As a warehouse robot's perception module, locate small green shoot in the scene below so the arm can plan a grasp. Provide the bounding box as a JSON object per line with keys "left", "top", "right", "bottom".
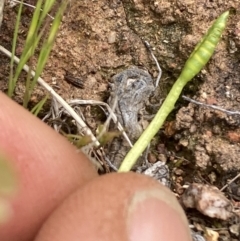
{"left": 9, "top": 0, "right": 24, "bottom": 90}
{"left": 119, "top": 11, "right": 230, "bottom": 172}
{"left": 23, "top": 1, "right": 68, "bottom": 107}
{"left": 96, "top": 124, "right": 121, "bottom": 146}
{"left": 8, "top": 0, "right": 69, "bottom": 109}
{"left": 31, "top": 94, "right": 49, "bottom": 116}
{"left": 65, "top": 134, "right": 93, "bottom": 148}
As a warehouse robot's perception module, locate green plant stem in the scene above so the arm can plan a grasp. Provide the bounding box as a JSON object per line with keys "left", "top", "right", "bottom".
{"left": 31, "top": 94, "right": 49, "bottom": 116}
{"left": 119, "top": 77, "right": 185, "bottom": 172}
{"left": 118, "top": 11, "right": 229, "bottom": 172}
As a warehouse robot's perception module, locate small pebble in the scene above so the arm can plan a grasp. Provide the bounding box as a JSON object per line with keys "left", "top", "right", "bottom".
{"left": 157, "top": 153, "right": 167, "bottom": 163}
{"left": 229, "top": 224, "right": 240, "bottom": 236}
{"left": 148, "top": 153, "right": 157, "bottom": 163}
{"left": 108, "top": 31, "right": 116, "bottom": 44}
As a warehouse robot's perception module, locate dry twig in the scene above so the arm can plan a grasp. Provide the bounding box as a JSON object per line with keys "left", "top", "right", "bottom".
{"left": 221, "top": 173, "right": 240, "bottom": 192}
{"left": 182, "top": 95, "right": 240, "bottom": 116}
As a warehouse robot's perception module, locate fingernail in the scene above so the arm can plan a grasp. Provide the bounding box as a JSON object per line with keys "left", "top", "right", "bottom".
{"left": 127, "top": 188, "right": 192, "bottom": 241}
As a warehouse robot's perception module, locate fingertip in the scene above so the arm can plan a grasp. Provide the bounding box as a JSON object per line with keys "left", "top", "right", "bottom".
{"left": 35, "top": 173, "right": 191, "bottom": 241}
{"left": 0, "top": 93, "right": 98, "bottom": 241}
{"left": 127, "top": 188, "right": 191, "bottom": 241}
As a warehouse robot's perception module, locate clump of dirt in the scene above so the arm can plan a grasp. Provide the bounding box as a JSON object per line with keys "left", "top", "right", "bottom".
{"left": 1, "top": 0, "right": 240, "bottom": 240}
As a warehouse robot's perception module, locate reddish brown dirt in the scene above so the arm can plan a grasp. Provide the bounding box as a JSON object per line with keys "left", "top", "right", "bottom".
{"left": 1, "top": 0, "right": 240, "bottom": 240}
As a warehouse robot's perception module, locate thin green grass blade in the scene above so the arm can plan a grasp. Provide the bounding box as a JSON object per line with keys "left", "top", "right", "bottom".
{"left": 23, "top": 1, "right": 68, "bottom": 106}
{"left": 8, "top": 0, "right": 44, "bottom": 97}
{"left": 25, "top": 0, "right": 43, "bottom": 45}
{"left": 23, "top": 62, "right": 33, "bottom": 107}
{"left": 31, "top": 94, "right": 49, "bottom": 116}
{"left": 39, "top": 0, "right": 55, "bottom": 24}
{"left": 8, "top": 0, "right": 24, "bottom": 97}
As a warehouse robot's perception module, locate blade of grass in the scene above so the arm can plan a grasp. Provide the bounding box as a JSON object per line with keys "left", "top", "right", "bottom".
{"left": 25, "top": 0, "right": 43, "bottom": 44}
{"left": 23, "top": 1, "right": 68, "bottom": 107}
{"left": 39, "top": 0, "right": 55, "bottom": 24}
{"left": 8, "top": 0, "right": 24, "bottom": 96}
{"left": 6, "top": 0, "right": 54, "bottom": 19}
{"left": 8, "top": 0, "right": 58, "bottom": 98}
{"left": 31, "top": 94, "right": 49, "bottom": 116}
{"left": 8, "top": 0, "right": 44, "bottom": 97}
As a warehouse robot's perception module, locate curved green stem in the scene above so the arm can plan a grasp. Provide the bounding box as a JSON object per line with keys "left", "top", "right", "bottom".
{"left": 119, "top": 11, "right": 229, "bottom": 172}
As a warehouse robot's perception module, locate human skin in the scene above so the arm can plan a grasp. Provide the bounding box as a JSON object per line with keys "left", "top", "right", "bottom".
{"left": 0, "top": 92, "right": 192, "bottom": 241}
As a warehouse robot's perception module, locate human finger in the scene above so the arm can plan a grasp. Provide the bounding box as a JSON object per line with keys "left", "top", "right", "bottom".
{"left": 35, "top": 172, "right": 192, "bottom": 241}
{"left": 0, "top": 92, "right": 98, "bottom": 241}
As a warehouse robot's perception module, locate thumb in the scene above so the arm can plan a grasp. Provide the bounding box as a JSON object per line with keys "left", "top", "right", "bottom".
{"left": 35, "top": 172, "right": 192, "bottom": 241}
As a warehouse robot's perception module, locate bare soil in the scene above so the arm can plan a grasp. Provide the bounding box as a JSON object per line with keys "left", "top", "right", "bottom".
{"left": 1, "top": 0, "right": 240, "bottom": 240}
